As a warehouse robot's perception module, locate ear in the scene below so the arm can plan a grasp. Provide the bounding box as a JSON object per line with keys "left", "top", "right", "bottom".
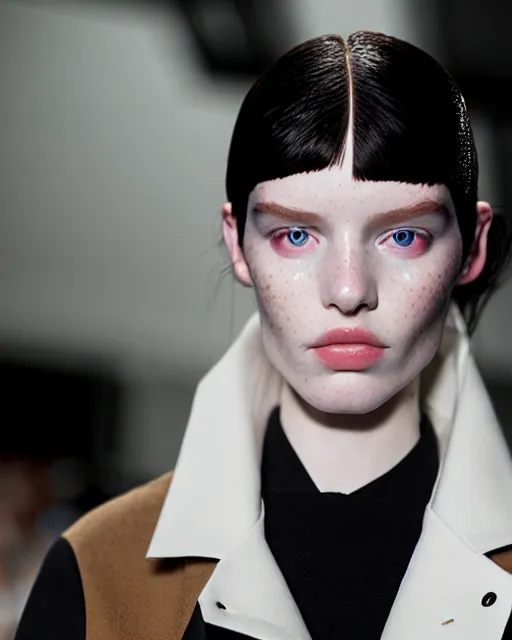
{"left": 458, "top": 201, "right": 493, "bottom": 285}
{"left": 221, "top": 203, "right": 252, "bottom": 287}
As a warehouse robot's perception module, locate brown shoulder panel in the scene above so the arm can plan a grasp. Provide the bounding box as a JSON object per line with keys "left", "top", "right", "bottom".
{"left": 65, "top": 472, "right": 173, "bottom": 555}
{"left": 489, "top": 548, "right": 512, "bottom": 574}
{"left": 64, "top": 472, "right": 215, "bottom": 640}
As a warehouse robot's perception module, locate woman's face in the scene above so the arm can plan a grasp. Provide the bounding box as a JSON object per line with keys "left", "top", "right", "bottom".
{"left": 225, "top": 168, "right": 478, "bottom": 414}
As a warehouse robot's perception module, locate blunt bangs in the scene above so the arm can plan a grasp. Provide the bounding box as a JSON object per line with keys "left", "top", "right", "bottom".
{"left": 226, "top": 32, "right": 478, "bottom": 248}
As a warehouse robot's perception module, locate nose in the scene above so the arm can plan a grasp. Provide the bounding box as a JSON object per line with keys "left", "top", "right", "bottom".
{"left": 319, "top": 245, "right": 378, "bottom": 316}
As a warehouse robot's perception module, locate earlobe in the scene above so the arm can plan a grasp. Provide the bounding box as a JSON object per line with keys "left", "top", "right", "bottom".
{"left": 458, "top": 201, "right": 493, "bottom": 285}
{"left": 221, "top": 203, "right": 252, "bottom": 287}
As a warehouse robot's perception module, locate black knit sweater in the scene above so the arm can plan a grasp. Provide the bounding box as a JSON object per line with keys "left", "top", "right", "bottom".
{"left": 260, "top": 406, "right": 439, "bottom": 640}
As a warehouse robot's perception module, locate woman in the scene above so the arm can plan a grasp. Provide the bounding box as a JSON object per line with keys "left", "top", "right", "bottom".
{"left": 15, "top": 31, "right": 512, "bottom": 640}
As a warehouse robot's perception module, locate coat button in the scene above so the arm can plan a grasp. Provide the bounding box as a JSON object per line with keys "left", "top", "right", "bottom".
{"left": 482, "top": 592, "right": 497, "bottom": 607}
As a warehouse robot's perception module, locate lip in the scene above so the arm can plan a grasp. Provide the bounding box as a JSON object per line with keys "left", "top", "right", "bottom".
{"left": 310, "top": 328, "right": 386, "bottom": 349}
{"left": 310, "top": 328, "right": 387, "bottom": 371}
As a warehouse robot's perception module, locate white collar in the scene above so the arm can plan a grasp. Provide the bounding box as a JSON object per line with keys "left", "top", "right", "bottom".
{"left": 148, "top": 303, "right": 512, "bottom": 557}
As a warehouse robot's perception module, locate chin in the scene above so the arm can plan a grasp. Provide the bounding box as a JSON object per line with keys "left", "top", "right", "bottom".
{"left": 295, "top": 376, "right": 394, "bottom": 416}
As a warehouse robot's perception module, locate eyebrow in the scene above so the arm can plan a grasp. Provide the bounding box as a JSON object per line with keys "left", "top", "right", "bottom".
{"left": 253, "top": 202, "right": 324, "bottom": 225}
{"left": 252, "top": 199, "right": 450, "bottom": 228}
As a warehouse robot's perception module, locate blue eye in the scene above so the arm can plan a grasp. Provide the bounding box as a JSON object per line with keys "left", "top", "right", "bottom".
{"left": 393, "top": 229, "right": 415, "bottom": 247}
{"left": 287, "top": 228, "right": 309, "bottom": 247}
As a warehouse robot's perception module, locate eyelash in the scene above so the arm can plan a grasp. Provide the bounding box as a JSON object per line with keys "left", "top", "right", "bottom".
{"left": 270, "top": 227, "right": 432, "bottom": 253}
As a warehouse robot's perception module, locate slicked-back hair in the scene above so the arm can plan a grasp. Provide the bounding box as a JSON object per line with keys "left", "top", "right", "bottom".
{"left": 225, "top": 32, "right": 511, "bottom": 333}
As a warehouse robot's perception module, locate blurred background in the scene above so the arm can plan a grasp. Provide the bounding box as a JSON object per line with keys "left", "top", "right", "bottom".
{"left": 1, "top": 0, "right": 512, "bottom": 635}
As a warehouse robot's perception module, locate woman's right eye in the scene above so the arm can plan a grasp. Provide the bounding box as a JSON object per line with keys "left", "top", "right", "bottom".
{"left": 271, "top": 226, "right": 313, "bottom": 248}
{"left": 269, "top": 226, "right": 319, "bottom": 256}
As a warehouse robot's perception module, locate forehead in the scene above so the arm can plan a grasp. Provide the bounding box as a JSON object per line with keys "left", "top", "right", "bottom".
{"left": 248, "top": 167, "right": 453, "bottom": 216}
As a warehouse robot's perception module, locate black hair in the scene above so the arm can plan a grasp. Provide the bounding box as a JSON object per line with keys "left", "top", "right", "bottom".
{"left": 225, "top": 31, "right": 512, "bottom": 334}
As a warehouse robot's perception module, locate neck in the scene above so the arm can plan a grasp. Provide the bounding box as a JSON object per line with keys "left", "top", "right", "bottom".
{"left": 279, "top": 379, "right": 421, "bottom": 494}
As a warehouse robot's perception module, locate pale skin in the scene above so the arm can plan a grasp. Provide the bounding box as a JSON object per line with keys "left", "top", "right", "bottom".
{"left": 222, "top": 160, "right": 492, "bottom": 494}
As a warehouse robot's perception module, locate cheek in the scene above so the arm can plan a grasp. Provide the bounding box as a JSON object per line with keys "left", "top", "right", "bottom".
{"left": 247, "top": 249, "right": 313, "bottom": 337}
{"left": 252, "top": 270, "right": 301, "bottom": 336}
{"left": 393, "top": 249, "right": 462, "bottom": 345}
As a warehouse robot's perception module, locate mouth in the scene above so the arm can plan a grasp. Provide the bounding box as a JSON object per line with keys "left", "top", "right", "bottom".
{"left": 309, "top": 328, "right": 387, "bottom": 371}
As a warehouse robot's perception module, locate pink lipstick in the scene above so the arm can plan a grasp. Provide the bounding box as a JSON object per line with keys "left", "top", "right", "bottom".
{"left": 310, "top": 328, "right": 387, "bottom": 371}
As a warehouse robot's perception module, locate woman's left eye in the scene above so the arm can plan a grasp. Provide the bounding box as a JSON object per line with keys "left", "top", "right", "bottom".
{"left": 287, "top": 228, "right": 310, "bottom": 247}
{"left": 380, "top": 228, "right": 432, "bottom": 256}
{"left": 392, "top": 229, "right": 416, "bottom": 247}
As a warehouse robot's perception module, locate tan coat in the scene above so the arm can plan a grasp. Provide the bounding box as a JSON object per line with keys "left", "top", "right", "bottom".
{"left": 64, "top": 472, "right": 216, "bottom": 640}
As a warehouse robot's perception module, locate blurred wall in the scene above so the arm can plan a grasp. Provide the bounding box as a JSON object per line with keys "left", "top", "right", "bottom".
{"left": 0, "top": 0, "right": 510, "bottom": 483}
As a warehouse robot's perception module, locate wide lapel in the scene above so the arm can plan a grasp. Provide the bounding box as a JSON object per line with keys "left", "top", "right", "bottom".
{"left": 381, "top": 508, "right": 512, "bottom": 639}
{"left": 148, "top": 314, "right": 277, "bottom": 560}
{"left": 199, "top": 509, "right": 312, "bottom": 640}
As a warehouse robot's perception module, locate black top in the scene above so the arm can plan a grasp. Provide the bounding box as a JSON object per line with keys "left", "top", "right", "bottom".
{"left": 15, "top": 408, "right": 446, "bottom": 640}
{"left": 261, "top": 407, "right": 439, "bottom": 639}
